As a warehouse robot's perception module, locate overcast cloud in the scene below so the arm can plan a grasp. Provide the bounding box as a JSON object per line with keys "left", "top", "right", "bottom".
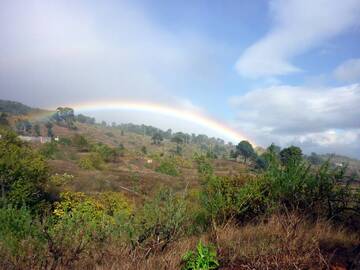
{"left": 230, "top": 83, "right": 360, "bottom": 156}
{"left": 0, "top": 0, "right": 219, "bottom": 108}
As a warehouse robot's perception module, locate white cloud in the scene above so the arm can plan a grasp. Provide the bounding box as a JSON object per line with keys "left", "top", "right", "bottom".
{"left": 334, "top": 58, "right": 360, "bottom": 82}
{"left": 235, "top": 0, "right": 360, "bottom": 78}
{"left": 230, "top": 83, "right": 360, "bottom": 157}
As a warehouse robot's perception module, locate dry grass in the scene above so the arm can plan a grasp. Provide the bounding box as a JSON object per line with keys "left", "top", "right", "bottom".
{"left": 214, "top": 214, "right": 359, "bottom": 270}
{"left": 50, "top": 214, "right": 359, "bottom": 270}
{"left": 1, "top": 213, "right": 359, "bottom": 270}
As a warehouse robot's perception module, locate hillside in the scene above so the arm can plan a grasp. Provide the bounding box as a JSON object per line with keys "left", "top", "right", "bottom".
{"left": 1, "top": 99, "right": 360, "bottom": 270}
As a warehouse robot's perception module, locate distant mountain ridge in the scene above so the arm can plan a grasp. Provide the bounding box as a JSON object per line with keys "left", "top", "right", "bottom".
{"left": 0, "top": 99, "right": 34, "bottom": 115}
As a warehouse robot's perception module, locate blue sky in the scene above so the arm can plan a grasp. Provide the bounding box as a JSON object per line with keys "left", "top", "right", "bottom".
{"left": 1, "top": 0, "right": 360, "bottom": 157}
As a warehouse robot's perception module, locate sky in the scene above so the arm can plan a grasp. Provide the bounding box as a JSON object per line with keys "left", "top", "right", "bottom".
{"left": 0, "top": 0, "right": 360, "bottom": 158}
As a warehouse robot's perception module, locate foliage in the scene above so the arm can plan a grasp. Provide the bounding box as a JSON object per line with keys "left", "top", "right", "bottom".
{"left": 53, "top": 191, "right": 131, "bottom": 218}
{"left": 0, "top": 206, "right": 46, "bottom": 261}
{"left": 91, "top": 142, "right": 118, "bottom": 162}
{"left": 49, "top": 173, "right": 74, "bottom": 186}
{"left": 155, "top": 158, "right": 180, "bottom": 176}
{"left": 151, "top": 132, "right": 163, "bottom": 144}
{"left": 0, "top": 99, "right": 32, "bottom": 115}
{"left": 182, "top": 241, "right": 219, "bottom": 270}
{"left": 171, "top": 134, "right": 184, "bottom": 144}
{"left": 39, "top": 141, "right": 59, "bottom": 159}
{"left": 193, "top": 153, "right": 213, "bottom": 177}
{"left": 267, "top": 143, "right": 281, "bottom": 156}
{"left": 279, "top": 145, "right": 302, "bottom": 166}
{"left": 45, "top": 122, "right": 54, "bottom": 138}
{"left": 236, "top": 140, "right": 255, "bottom": 163}
{"left": 78, "top": 153, "right": 104, "bottom": 170}
{"left": 135, "top": 188, "right": 189, "bottom": 248}
{"left": 255, "top": 155, "right": 268, "bottom": 170}
{"left": 15, "top": 120, "right": 32, "bottom": 135}
{"left": 0, "top": 128, "right": 49, "bottom": 209}
{"left": 58, "top": 137, "right": 72, "bottom": 145}
{"left": 71, "top": 134, "right": 90, "bottom": 151}
{"left": 52, "top": 107, "right": 76, "bottom": 129}
{"left": 141, "top": 145, "right": 147, "bottom": 154}
{"left": 0, "top": 112, "right": 9, "bottom": 127}
{"left": 75, "top": 113, "right": 95, "bottom": 124}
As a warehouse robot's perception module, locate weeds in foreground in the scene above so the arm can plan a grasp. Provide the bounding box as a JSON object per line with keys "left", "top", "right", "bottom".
{"left": 181, "top": 241, "right": 219, "bottom": 270}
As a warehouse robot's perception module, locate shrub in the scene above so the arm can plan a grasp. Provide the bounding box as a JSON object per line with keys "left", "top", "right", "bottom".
{"left": 91, "top": 142, "right": 118, "bottom": 162}
{"left": 279, "top": 145, "right": 302, "bottom": 166}
{"left": 182, "top": 241, "right": 219, "bottom": 270}
{"left": 135, "top": 188, "right": 189, "bottom": 249}
{"left": 78, "top": 153, "right": 104, "bottom": 170}
{"left": 0, "top": 206, "right": 46, "bottom": 268}
{"left": 39, "top": 141, "right": 59, "bottom": 159}
{"left": 49, "top": 173, "right": 74, "bottom": 186}
{"left": 47, "top": 191, "right": 133, "bottom": 267}
{"left": 193, "top": 153, "right": 213, "bottom": 177}
{"left": 155, "top": 158, "right": 180, "bottom": 176}
{"left": 0, "top": 128, "right": 49, "bottom": 209}
{"left": 71, "top": 134, "right": 90, "bottom": 151}
{"left": 58, "top": 137, "right": 71, "bottom": 146}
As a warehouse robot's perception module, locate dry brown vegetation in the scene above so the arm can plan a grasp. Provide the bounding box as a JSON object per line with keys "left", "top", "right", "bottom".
{"left": 2, "top": 120, "right": 360, "bottom": 270}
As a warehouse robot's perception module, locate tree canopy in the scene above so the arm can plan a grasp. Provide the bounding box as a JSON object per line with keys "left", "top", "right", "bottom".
{"left": 236, "top": 140, "right": 255, "bottom": 163}
{"left": 279, "top": 146, "right": 303, "bottom": 166}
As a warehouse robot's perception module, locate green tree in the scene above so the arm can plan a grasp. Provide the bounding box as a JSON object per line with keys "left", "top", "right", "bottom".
{"left": 236, "top": 140, "right": 255, "bottom": 163}
{"left": 171, "top": 134, "right": 184, "bottom": 145}
{"left": 53, "top": 107, "right": 76, "bottom": 129}
{"left": 45, "top": 122, "right": 54, "bottom": 138}
{"left": 151, "top": 132, "right": 163, "bottom": 145}
{"left": 267, "top": 143, "right": 281, "bottom": 155}
{"left": 15, "top": 120, "right": 32, "bottom": 135}
{"left": 255, "top": 155, "right": 268, "bottom": 170}
{"left": 279, "top": 146, "right": 303, "bottom": 166}
{"left": 0, "top": 129, "right": 49, "bottom": 208}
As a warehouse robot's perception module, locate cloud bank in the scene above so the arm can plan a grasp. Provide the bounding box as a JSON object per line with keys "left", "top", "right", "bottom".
{"left": 235, "top": 0, "right": 360, "bottom": 78}
{"left": 230, "top": 83, "right": 360, "bottom": 157}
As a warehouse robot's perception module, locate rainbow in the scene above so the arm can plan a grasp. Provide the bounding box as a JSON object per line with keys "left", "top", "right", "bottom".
{"left": 56, "top": 101, "right": 253, "bottom": 144}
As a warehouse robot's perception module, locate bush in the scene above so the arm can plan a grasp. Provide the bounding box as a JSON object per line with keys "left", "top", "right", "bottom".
{"left": 134, "top": 188, "right": 189, "bottom": 249}
{"left": 71, "top": 134, "right": 90, "bottom": 151}
{"left": 0, "top": 128, "right": 49, "bottom": 209}
{"left": 46, "top": 192, "right": 132, "bottom": 267}
{"left": 198, "top": 155, "right": 360, "bottom": 227}
{"left": 78, "top": 153, "right": 104, "bottom": 170}
{"left": 39, "top": 141, "right": 59, "bottom": 159}
{"left": 0, "top": 206, "right": 46, "bottom": 268}
{"left": 193, "top": 153, "right": 213, "bottom": 177}
{"left": 182, "top": 241, "right": 219, "bottom": 270}
{"left": 91, "top": 142, "right": 118, "bottom": 162}
{"left": 155, "top": 158, "right": 180, "bottom": 176}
